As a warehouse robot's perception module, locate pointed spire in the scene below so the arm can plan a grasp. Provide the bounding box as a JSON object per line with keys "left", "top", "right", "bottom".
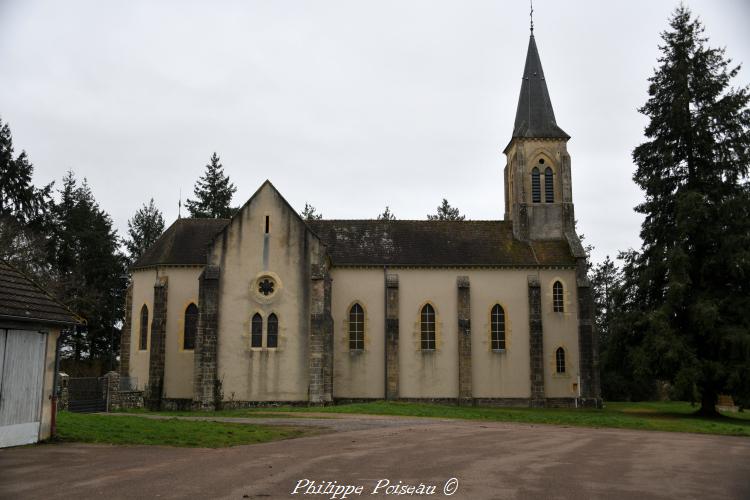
{"left": 512, "top": 33, "right": 569, "bottom": 139}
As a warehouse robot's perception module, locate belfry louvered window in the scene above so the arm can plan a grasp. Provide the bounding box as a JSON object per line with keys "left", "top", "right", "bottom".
{"left": 545, "top": 167, "right": 554, "bottom": 203}
{"left": 139, "top": 305, "right": 148, "bottom": 350}
{"left": 183, "top": 303, "right": 198, "bottom": 350}
{"left": 491, "top": 304, "right": 506, "bottom": 350}
{"left": 267, "top": 313, "right": 278, "bottom": 348}
{"left": 553, "top": 281, "right": 564, "bottom": 312}
{"left": 420, "top": 304, "right": 436, "bottom": 350}
{"left": 349, "top": 303, "right": 364, "bottom": 350}
{"left": 251, "top": 313, "right": 263, "bottom": 347}
{"left": 531, "top": 167, "right": 541, "bottom": 202}
{"left": 556, "top": 347, "right": 566, "bottom": 374}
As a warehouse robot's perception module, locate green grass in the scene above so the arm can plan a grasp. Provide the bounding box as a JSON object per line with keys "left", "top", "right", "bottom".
{"left": 124, "top": 401, "right": 750, "bottom": 437}
{"left": 55, "top": 411, "right": 313, "bottom": 448}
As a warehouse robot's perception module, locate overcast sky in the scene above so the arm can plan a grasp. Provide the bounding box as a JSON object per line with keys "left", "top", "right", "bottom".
{"left": 1, "top": 0, "right": 748, "bottom": 264}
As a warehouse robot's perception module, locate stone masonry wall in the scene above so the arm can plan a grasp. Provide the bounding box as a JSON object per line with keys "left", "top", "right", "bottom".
{"left": 528, "top": 275, "right": 545, "bottom": 407}
{"left": 385, "top": 274, "right": 399, "bottom": 400}
{"left": 457, "top": 276, "right": 472, "bottom": 405}
{"left": 194, "top": 265, "right": 220, "bottom": 410}
{"left": 146, "top": 276, "right": 168, "bottom": 410}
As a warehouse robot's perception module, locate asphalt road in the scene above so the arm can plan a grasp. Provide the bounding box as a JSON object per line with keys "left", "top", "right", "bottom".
{"left": 1, "top": 414, "right": 748, "bottom": 500}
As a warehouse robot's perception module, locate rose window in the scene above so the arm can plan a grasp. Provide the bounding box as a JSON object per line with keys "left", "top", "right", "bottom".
{"left": 258, "top": 278, "right": 275, "bottom": 296}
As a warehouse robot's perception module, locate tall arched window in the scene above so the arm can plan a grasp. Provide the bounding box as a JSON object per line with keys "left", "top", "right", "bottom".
{"left": 139, "top": 305, "right": 149, "bottom": 350}
{"left": 553, "top": 281, "right": 564, "bottom": 312}
{"left": 531, "top": 167, "right": 541, "bottom": 203}
{"left": 556, "top": 347, "right": 566, "bottom": 374}
{"left": 544, "top": 167, "right": 554, "bottom": 203}
{"left": 251, "top": 313, "right": 263, "bottom": 348}
{"left": 491, "top": 304, "right": 506, "bottom": 350}
{"left": 420, "top": 304, "right": 436, "bottom": 350}
{"left": 267, "top": 313, "right": 278, "bottom": 348}
{"left": 349, "top": 303, "right": 364, "bottom": 350}
{"left": 183, "top": 303, "right": 198, "bottom": 350}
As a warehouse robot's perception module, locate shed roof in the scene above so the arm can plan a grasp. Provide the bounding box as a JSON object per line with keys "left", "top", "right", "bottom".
{"left": 0, "top": 261, "right": 80, "bottom": 325}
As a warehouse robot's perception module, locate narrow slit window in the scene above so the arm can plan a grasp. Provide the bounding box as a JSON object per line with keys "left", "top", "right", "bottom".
{"left": 531, "top": 167, "right": 541, "bottom": 203}
{"left": 545, "top": 167, "right": 554, "bottom": 203}
{"left": 491, "top": 304, "right": 506, "bottom": 350}
{"left": 420, "top": 304, "right": 436, "bottom": 350}
{"left": 251, "top": 313, "right": 263, "bottom": 347}
{"left": 556, "top": 347, "right": 566, "bottom": 374}
{"left": 265, "top": 216, "right": 270, "bottom": 234}
{"left": 349, "top": 303, "right": 364, "bottom": 350}
{"left": 553, "top": 281, "right": 564, "bottom": 312}
{"left": 267, "top": 313, "right": 278, "bottom": 348}
{"left": 183, "top": 303, "right": 198, "bottom": 350}
{"left": 139, "top": 305, "right": 149, "bottom": 350}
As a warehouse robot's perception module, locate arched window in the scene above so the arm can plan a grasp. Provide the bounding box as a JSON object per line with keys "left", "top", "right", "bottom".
{"left": 544, "top": 167, "right": 554, "bottom": 203}
{"left": 183, "top": 303, "right": 198, "bottom": 350}
{"left": 553, "top": 281, "right": 564, "bottom": 312}
{"left": 267, "top": 313, "right": 278, "bottom": 348}
{"left": 251, "top": 313, "right": 263, "bottom": 348}
{"left": 139, "top": 305, "right": 148, "bottom": 350}
{"left": 491, "top": 304, "right": 506, "bottom": 350}
{"left": 531, "top": 167, "right": 541, "bottom": 203}
{"left": 556, "top": 347, "right": 566, "bottom": 374}
{"left": 420, "top": 304, "right": 436, "bottom": 350}
{"left": 349, "top": 303, "right": 364, "bottom": 350}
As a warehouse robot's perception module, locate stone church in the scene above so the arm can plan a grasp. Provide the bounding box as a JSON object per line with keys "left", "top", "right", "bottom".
{"left": 120, "top": 30, "right": 602, "bottom": 410}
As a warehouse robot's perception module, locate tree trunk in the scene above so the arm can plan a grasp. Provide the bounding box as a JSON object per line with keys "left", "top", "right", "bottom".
{"left": 696, "top": 388, "right": 720, "bottom": 417}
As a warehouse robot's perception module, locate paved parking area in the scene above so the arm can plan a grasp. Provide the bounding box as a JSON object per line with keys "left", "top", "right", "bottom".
{"left": 1, "top": 414, "right": 748, "bottom": 499}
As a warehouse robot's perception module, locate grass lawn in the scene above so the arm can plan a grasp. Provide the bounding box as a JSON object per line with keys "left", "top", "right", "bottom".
{"left": 126, "top": 401, "right": 750, "bottom": 437}
{"left": 55, "top": 411, "right": 313, "bottom": 448}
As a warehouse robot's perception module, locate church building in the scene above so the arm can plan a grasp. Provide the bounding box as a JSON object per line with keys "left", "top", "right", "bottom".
{"left": 120, "top": 29, "right": 602, "bottom": 409}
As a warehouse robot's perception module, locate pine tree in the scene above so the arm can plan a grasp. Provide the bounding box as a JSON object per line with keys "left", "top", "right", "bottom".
{"left": 301, "top": 203, "right": 323, "bottom": 221}
{"left": 50, "top": 172, "right": 127, "bottom": 363}
{"left": 0, "top": 117, "right": 54, "bottom": 283}
{"left": 591, "top": 256, "right": 618, "bottom": 348}
{"left": 125, "top": 198, "right": 165, "bottom": 263}
{"left": 377, "top": 206, "right": 396, "bottom": 221}
{"left": 427, "top": 199, "right": 465, "bottom": 221}
{"left": 185, "top": 153, "right": 237, "bottom": 218}
{"left": 0, "top": 117, "right": 52, "bottom": 225}
{"left": 631, "top": 6, "right": 750, "bottom": 414}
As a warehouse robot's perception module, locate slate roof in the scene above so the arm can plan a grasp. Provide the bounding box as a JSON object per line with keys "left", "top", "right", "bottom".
{"left": 0, "top": 261, "right": 80, "bottom": 325}
{"left": 307, "top": 220, "right": 576, "bottom": 267}
{"left": 131, "top": 218, "right": 230, "bottom": 269}
{"left": 512, "top": 34, "right": 569, "bottom": 140}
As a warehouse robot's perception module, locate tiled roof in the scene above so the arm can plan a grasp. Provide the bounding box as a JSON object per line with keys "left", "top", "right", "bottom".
{"left": 0, "top": 261, "right": 79, "bottom": 325}
{"left": 307, "top": 220, "right": 576, "bottom": 267}
{"left": 131, "top": 218, "right": 230, "bottom": 269}
{"left": 512, "top": 34, "right": 569, "bottom": 140}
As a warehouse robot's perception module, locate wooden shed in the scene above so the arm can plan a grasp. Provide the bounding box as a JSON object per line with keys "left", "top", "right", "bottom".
{"left": 0, "top": 261, "right": 79, "bottom": 448}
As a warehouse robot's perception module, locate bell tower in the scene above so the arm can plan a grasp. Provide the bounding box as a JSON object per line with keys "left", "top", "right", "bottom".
{"left": 503, "top": 29, "right": 576, "bottom": 243}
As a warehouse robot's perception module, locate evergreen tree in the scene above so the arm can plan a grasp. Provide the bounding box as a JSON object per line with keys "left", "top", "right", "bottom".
{"left": 0, "top": 117, "right": 54, "bottom": 282}
{"left": 631, "top": 7, "right": 750, "bottom": 414}
{"left": 0, "top": 117, "right": 52, "bottom": 226}
{"left": 301, "top": 203, "right": 323, "bottom": 221}
{"left": 125, "top": 198, "right": 165, "bottom": 263}
{"left": 185, "top": 153, "right": 237, "bottom": 218}
{"left": 377, "top": 206, "right": 396, "bottom": 221}
{"left": 427, "top": 199, "right": 465, "bottom": 221}
{"left": 591, "top": 256, "right": 618, "bottom": 348}
{"left": 49, "top": 172, "right": 127, "bottom": 362}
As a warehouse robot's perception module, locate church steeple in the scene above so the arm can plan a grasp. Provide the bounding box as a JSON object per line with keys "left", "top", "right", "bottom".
{"left": 503, "top": 29, "right": 576, "bottom": 243}
{"left": 512, "top": 34, "right": 569, "bottom": 140}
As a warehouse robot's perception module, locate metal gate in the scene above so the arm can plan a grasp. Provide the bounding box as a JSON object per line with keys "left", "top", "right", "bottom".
{"left": 68, "top": 377, "right": 106, "bottom": 413}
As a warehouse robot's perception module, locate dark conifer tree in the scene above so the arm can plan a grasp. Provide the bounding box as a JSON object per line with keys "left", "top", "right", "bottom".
{"left": 125, "top": 198, "right": 165, "bottom": 263}
{"left": 427, "top": 199, "right": 465, "bottom": 221}
{"left": 50, "top": 172, "right": 127, "bottom": 362}
{"left": 631, "top": 7, "right": 750, "bottom": 414}
{"left": 377, "top": 206, "right": 396, "bottom": 221}
{"left": 300, "top": 203, "right": 323, "bottom": 221}
{"left": 185, "top": 153, "right": 237, "bottom": 218}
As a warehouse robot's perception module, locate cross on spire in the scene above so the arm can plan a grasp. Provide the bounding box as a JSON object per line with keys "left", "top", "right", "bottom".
{"left": 530, "top": 0, "right": 534, "bottom": 33}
